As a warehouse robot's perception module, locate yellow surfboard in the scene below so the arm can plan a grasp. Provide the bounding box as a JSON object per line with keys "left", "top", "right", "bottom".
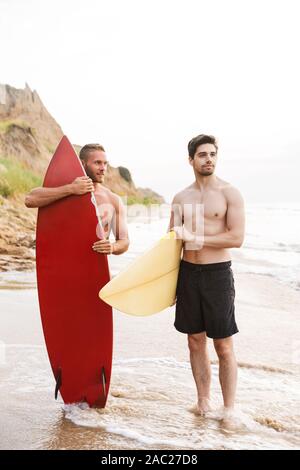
{"left": 99, "top": 231, "right": 182, "bottom": 316}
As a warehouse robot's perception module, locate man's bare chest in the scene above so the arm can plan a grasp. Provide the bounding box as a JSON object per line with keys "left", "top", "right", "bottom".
{"left": 180, "top": 191, "right": 227, "bottom": 222}
{"left": 93, "top": 193, "right": 115, "bottom": 232}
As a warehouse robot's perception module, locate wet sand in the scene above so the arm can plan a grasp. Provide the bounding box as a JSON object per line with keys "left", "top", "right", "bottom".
{"left": 0, "top": 271, "right": 299, "bottom": 450}
{"left": 0, "top": 271, "right": 299, "bottom": 368}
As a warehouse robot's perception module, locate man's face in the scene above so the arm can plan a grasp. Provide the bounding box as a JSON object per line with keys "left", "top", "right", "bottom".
{"left": 189, "top": 143, "right": 217, "bottom": 176}
{"left": 83, "top": 150, "right": 108, "bottom": 183}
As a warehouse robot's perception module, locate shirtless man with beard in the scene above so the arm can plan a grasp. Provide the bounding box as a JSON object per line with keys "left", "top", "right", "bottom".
{"left": 25, "top": 143, "right": 129, "bottom": 255}
{"left": 168, "top": 134, "right": 245, "bottom": 421}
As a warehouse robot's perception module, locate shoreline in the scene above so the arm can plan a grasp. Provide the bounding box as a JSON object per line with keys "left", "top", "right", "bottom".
{"left": 0, "top": 195, "right": 169, "bottom": 272}
{"left": 0, "top": 270, "right": 299, "bottom": 372}
{"left": 0, "top": 270, "right": 299, "bottom": 450}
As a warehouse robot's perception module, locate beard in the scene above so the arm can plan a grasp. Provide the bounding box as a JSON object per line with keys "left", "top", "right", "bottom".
{"left": 199, "top": 168, "right": 214, "bottom": 176}
{"left": 85, "top": 167, "right": 104, "bottom": 183}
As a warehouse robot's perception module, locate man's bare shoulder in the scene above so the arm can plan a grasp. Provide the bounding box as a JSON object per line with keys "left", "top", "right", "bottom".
{"left": 95, "top": 186, "right": 123, "bottom": 207}
{"left": 106, "top": 188, "right": 125, "bottom": 208}
{"left": 172, "top": 185, "right": 195, "bottom": 203}
{"left": 219, "top": 180, "right": 244, "bottom": 205}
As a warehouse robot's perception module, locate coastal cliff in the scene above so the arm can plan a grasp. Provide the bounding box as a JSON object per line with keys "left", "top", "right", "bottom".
{"left": 0, "top": 83, "right": 164, "bottom": 271}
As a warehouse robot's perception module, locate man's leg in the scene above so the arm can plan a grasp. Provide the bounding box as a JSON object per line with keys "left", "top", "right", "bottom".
{"left": 213, "top": 336, "right": 237, "bottom": 410}
{"left": 188, "top": 332, "right": 211, "bottom": 415}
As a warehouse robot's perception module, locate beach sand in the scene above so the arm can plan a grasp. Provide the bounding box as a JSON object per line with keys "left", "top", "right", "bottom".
{"left": 0, "top": 271, "right": 299, "bottom": 450}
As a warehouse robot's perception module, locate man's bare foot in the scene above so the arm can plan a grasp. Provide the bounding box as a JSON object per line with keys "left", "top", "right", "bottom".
{"left": 196, "top": 397, "right": 212, "bottom": 416}
{"left": 220, "top": 407, "right": 242, "bottom": 431}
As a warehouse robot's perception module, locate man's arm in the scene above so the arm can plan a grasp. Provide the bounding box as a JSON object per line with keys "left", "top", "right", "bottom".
{"left": 111, "top": 196, "right": 130, "bottom": 254}
{"left": 168, "top": 194, "right": 183, "bottom": 232}
{"left": 202, "top": 187, "right": 245, "bottom": 248}
{"left": 25, "top": 177, "right": 94, "bottom": 208}
{"left": 93, "top": 195, "right": 130, "bottom": 255}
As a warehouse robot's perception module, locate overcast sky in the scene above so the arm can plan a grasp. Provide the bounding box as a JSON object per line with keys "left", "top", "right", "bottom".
{"left": 1, "top": 0, "right": 299, "bottom": 203}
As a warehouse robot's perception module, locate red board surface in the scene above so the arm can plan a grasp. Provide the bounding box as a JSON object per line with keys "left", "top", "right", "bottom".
{"left": 36, "top": 136, "right": 113, "bottom": 408}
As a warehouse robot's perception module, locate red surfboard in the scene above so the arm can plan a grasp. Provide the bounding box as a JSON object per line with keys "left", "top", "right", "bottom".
{"left": 36, "top": 136, "right": 113, "bottom": 408}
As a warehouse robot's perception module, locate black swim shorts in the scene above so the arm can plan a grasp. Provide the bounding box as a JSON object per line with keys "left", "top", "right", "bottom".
{"left": 175, "top": 260, "right": 238, "bottom": 339}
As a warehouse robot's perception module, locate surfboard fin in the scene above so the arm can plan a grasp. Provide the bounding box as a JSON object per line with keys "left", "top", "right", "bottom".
{"left": 101, "top": 366, "right": 107, "bottom": 399}
{"left": 55, "top": 367, "right": 62, "bottom": 400}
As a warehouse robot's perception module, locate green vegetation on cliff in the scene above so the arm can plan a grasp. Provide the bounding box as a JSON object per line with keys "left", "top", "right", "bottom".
{"left": 0, "top": 120, "right": 31, "bottom": 134}
{"left": 0, "top": 157, "right": 42, "bottom": 198}
{"left": 0, "top": 83, "right": 164, "bottom": 205}
{"left": 125, "top": 195, "right": 160, "bottom": 206}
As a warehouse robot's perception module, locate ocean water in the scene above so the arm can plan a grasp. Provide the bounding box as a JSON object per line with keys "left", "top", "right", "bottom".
{"left": 234, "top": 203, "right": 300, "bottom": 291}
{"left": 0, "top": 202, "right": 299, "bottom": 450}
{"left": 0, "top": 344, "right": 299, "bottom": 450}
{"left": 112, "top": 202, "right": 300, "bottom": 291}
{"left": 0, "top": 202, "right": 298, "bottom": 290}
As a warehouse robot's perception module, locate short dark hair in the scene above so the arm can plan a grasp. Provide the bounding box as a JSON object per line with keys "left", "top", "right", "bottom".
{"left": 79, "top": 143, "right": 105, "bottom": 162}
{"left": 188, "top": 134, "right": 218, "bottom": 159}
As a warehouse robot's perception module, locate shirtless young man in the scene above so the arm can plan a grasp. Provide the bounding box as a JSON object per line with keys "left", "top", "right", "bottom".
{"left": 169, "top": 134, "right": 245, "bottom": 418}
{"left": 25, "top": 143, "right": 129, "bottom": 255}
